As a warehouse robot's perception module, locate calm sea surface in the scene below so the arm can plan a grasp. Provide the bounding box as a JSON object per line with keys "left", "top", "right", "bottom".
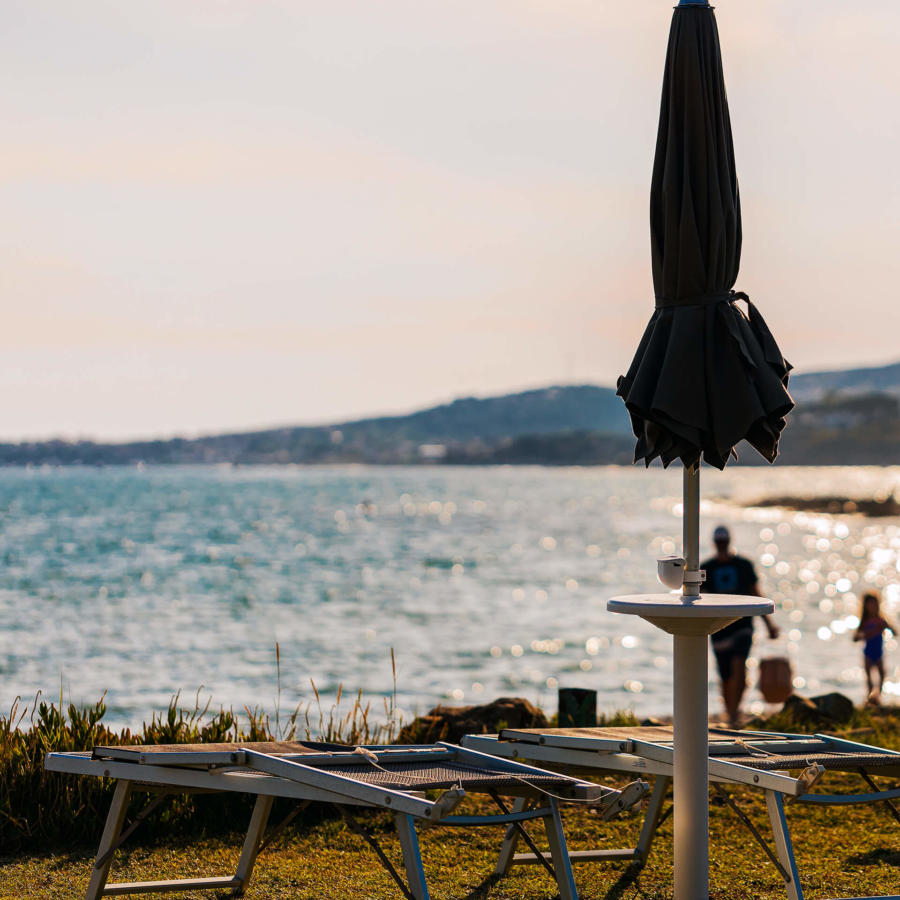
{"left": 1, "top": 464, "right": 899, "bottom": 729}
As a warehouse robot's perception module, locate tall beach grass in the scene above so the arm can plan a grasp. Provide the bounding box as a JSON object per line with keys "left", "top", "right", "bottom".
{"left": 0, "top": 655, "right": 402, "bottom": 853}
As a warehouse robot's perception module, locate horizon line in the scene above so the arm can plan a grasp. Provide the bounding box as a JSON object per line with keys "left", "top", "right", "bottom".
{"left": 3, "top": 356, "right": 898, "bottom": 447}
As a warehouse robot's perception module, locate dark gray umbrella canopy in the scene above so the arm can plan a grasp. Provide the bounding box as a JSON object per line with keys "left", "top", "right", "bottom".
{"left": 616, "top": 3, "right": 793, "bottom": 470}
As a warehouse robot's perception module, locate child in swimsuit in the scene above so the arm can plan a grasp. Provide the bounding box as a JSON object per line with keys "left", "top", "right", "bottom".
{"left": 853, "top": 591, "right": 898, "bottom": 705}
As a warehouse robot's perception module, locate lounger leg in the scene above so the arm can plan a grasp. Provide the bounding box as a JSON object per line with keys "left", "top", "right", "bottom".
{"left": 231, "top": 795, "right": 274, "bottom": 897}
{"left": 85, "top": 780, "right": 133, "bottom": 900}
{"left": 543, "top": 797, "right": 579, "bottom": 900}
{"left": 395, "top": 813, "right": 430, "bottom": 900}
{"left": 764, "top": 790, "right": 803, "bottom": 900}
{"left": 494, "top": 796, "right": 529, "bottom": 875}
{"left": 635, "top": 776, "right": 670, "bottom": 865}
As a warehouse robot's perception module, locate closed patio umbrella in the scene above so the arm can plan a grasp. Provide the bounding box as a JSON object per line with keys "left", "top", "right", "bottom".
{"left": 617, "top": 0, "right": 792, "bottom": 469}
{"left": 608, "top": 2, "right": 793, "bottom": 898}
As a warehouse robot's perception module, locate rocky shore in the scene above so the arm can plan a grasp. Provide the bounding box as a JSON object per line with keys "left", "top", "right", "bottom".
{"left": 750, "top": 495, "right": 900, "bottom": 517}
{"left": 397, "top": 689, "right": 872, "bottom": 738}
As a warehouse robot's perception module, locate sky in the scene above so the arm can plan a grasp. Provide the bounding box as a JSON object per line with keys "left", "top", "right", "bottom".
{"left": 2, "top": 1, "right": 898, "bottom": 441}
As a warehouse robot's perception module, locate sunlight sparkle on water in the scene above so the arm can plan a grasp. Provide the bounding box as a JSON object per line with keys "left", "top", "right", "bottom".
{"left": 3, "top": 464, "right": 900, "bottom": 725}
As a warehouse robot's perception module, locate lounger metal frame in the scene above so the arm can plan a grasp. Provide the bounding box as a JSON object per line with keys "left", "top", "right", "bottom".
{"left": 46, "top": 741, "right": 645, "bottom": 900}
{"left": 462, "top": 727, "right": 900, "bottom": 900}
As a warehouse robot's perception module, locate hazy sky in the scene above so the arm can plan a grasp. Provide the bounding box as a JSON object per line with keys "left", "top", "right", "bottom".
{"left": 2, "top": 1, "right": 898, "bottom": 440}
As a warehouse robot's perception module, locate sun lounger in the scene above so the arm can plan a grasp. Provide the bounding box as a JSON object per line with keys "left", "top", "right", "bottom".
{"left": 462, "top": 725, "right": 900, "bottom": 900}
{"left": 45, "top": 739, "right": 648, "bottom": 900}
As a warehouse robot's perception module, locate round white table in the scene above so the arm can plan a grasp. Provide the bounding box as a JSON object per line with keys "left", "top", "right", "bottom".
{"left": 608, "top": 591, "right": 773, "bottom": 899}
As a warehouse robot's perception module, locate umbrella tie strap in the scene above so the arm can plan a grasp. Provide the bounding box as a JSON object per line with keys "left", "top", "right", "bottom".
{"left": 654, "top": 290, "right": 731, "bottom": 309}
{"left": 654, "top": 289, "right": 753, "bottom": 309}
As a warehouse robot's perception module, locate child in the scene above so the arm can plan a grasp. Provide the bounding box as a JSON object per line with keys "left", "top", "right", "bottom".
{"left": 853, "top": 591, "right": 898, "bottom": 705}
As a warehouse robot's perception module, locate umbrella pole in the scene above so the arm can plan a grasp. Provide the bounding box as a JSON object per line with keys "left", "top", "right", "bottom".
{"left": 682, "top": 463, "right": 700, "bottom": 599}
{"left": 674, "top": 462, "right": 708, "bottom": 899}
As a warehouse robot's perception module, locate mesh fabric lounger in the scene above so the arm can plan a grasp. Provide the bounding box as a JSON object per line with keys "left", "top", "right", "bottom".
{"left": 461, "top": 726, "right": 900, "bottom": 900}
{"left": 45, "top": 739, "right": 648, "bottom": 900}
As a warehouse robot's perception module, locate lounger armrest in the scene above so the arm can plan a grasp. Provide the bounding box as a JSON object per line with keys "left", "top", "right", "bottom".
{"left": 420, "top": 789, "right": 466, "bottom": 828}
{"left": 596, "top": 780, "right": 650, "bottom": 820}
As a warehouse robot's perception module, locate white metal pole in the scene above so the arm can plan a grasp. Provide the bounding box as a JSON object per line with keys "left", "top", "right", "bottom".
{"left": 674, "top": 462, "right": 708, "bottom": 899}
{"left": 673, "top": 631, "right": 709, "bottom": 900}
{"left": 683, "top": 464, "right": 700, "bottom": 598}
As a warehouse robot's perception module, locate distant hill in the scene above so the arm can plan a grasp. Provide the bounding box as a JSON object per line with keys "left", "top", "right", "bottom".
{"left": 2, "top": 361, "right": 899, "bottom": 467}
{"left": 349, "top": 384, "right": 629, "bottom": 441}
{"left": 771, "top": 361, "right": 900, "bottom": 467}
{"left": 789, "top": 361, "right": 900, "bottom": 402}
{"left": 0, "top": 385, "right": 631, "bottom": 467}
{"left": 773, "top": 391, "right": 900, "bottom": 466}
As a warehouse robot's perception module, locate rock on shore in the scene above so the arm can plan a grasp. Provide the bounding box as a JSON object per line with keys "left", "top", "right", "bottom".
{"left": 751, "top": 495, "right": 900, "bottom": 517}
{"left": 398, "top": 697, "right": 548, "bottom": 744}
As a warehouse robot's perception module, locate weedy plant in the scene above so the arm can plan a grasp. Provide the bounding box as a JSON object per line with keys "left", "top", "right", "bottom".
{"left": 0, "top": 649, "right": 403, "bottom": 852}
{"left": 301, "top": 649, "right": 401, "bottom": 746}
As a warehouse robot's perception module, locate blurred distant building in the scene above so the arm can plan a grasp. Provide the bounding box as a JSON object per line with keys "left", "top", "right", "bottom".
{"left": 418, "top": 443, "right": 447, "bottom": 461}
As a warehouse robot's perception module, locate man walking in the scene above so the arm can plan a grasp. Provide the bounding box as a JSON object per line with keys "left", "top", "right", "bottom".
{"left": 703, "top": 525, "right": 779, "bottom": 727}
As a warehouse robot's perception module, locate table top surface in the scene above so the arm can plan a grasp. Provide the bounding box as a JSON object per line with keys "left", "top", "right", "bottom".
{"left": 608, "top": 592, "right": 774, "bottom": 618}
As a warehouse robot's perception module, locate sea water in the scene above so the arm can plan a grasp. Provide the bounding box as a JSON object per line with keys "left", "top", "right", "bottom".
{"left": 1, "top": 464, "right": 899, "bottom": 729}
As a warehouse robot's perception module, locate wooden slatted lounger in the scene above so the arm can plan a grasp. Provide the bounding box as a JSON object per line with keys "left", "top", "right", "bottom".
{"left": 45, "top": 739, "right": 648, "bottom": 900}
{"left": 461, "top": 725, "right": 900, "bottom": 900}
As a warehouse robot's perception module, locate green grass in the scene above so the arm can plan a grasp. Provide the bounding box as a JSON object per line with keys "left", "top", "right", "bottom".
{"left": 5, "top": 688, "right": 900, "bottom": 898}
{"left": 3, "top": 771, "right": 900, "bottom": 899}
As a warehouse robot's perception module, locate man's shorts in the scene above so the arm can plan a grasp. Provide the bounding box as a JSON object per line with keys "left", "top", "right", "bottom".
{"left": 711, "top": 628, "right": 753, "bottom": 680}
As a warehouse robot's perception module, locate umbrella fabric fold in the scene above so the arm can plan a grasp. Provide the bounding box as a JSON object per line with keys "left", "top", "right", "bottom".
{"left": 616, "top": 5, "right": 793, "bottom": 470}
